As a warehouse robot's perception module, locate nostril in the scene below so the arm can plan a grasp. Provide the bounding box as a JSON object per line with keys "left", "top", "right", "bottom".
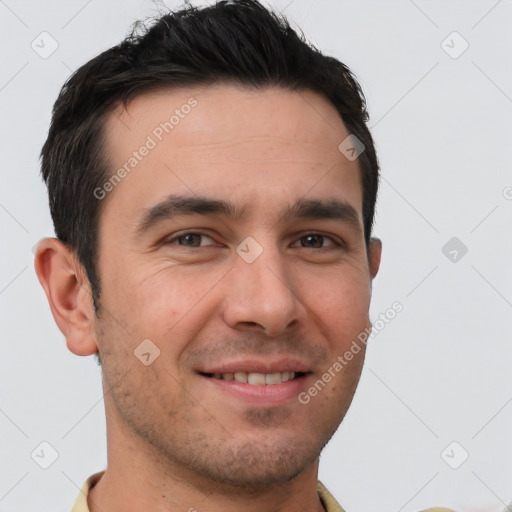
{"left": 239, "top": 321, "right": 264, "bottom": 330}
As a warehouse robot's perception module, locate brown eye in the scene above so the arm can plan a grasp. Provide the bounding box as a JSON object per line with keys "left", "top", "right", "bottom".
{"left": 298, "top": 234, "right": 333, "bottom": 248}
{"left": 169, "top": 233, "right": 215, "bottom": 247}
{"left": 177, "top": 234, "right": 202, "bottom": 247}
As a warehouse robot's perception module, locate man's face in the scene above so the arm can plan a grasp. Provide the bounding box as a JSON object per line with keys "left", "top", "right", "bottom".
{"left": 94, "top": 84, "right": 379, "bottom": 489}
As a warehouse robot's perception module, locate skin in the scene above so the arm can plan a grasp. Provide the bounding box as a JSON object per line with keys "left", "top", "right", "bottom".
{"left": 35, "top": 84, "right": 381, "bottom": 512}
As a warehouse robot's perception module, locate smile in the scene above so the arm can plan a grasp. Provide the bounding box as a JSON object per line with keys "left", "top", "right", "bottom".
{"left": 201, "top": 371, "right": 306, "bottom": 385}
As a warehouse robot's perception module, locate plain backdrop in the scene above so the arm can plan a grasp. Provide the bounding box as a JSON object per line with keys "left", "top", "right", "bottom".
{"left": 1, "top": 0, "right": 511, "bottom": 511}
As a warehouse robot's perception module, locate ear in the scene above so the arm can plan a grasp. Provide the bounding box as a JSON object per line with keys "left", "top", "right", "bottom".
{"left": 368, "top": 237, "right": 382, "bottom": 280}
{"left": 34, "top": 238, "right": 98, "bottom": 356}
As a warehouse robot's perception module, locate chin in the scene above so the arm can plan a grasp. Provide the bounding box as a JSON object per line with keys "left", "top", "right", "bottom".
{"left": 174, "top": 423, "right": 335, "bottom": 493}
{"left": 201, "top": 441, "right": 318, "bottom": 490}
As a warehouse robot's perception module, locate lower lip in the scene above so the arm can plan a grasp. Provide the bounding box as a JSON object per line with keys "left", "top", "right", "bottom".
{"left": 200, "top": 374, "right": 309, "bottom": 406}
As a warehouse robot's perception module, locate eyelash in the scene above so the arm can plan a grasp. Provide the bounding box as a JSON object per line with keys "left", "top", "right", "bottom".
{"left": 165, "top": 231, "right": 342, "bottom": 249}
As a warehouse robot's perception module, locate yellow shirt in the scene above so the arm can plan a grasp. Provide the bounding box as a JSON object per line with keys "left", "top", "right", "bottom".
{"left": 71, "top": 471, "right": 453, "bottom": 512}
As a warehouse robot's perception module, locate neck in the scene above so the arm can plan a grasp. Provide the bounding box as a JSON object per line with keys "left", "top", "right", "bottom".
{"left": 88, "top": 419, "right": 326, "bottom": 512}
{"left": 87, "top": 428, "right": 325, "bottom": 512}
{"left": 89, "top": 471, "right": 326, "bottom": 512}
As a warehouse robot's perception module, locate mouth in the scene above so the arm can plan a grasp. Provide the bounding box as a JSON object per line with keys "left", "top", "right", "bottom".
{"left": 200, "top": 371, "right": 308, "bottom": 385}
{"left": 197, "top": 362, "right": 312, "bottom": 406}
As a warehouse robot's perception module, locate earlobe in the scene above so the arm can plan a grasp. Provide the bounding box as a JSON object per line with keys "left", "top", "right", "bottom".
{"left": 369, "top": 237, "right": 382, "bottom": 279}
{"left": 34, "top": 238, "right": 98, "bottom": 356}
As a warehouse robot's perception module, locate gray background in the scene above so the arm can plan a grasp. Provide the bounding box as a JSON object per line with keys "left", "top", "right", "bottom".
{"left": 1, "top": 0, "right": 511, "bottom": 510}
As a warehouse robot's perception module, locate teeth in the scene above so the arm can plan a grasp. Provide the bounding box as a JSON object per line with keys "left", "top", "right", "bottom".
{"left": 265, "top": 372, "right": 282, "bottom": 385}
{"left": 248, "top": 373, "right": 266, "bottom": 385}
{"left": 212, "top": 371, "right": 297, "bottom": 384}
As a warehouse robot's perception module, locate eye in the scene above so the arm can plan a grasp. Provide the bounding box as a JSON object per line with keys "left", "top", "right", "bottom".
{"left": 293, "top": 234, "right": 338, "bottom": 249}
{"left": 168, "top": 232, "right": 216, "bottom": 247}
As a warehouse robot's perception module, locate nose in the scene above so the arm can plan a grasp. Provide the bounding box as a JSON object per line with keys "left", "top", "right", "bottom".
{"left": 222, "top": 246, "right": 303, "bottom": 337}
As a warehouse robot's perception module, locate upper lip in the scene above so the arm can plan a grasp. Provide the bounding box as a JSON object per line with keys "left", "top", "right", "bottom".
{"left": 197, "top": 357, "right": 311, "bottom": 375}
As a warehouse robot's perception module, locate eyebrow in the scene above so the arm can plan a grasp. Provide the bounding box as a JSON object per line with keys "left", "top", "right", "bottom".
{"left": 135, "top": 195, "right": 245, "bottom": 235}
{"left": 134, "top": 194, "right": 361, "bottom": 236}
{"left": 284, "top": 198, "right": 361, "bottom": 228}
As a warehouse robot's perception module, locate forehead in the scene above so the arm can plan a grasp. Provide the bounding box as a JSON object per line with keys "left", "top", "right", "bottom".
{"left": 104, "top": 83, "right": 348, "bottom": 149}
{"left": 100, "top": 84, "right": 362, "bottom": 227}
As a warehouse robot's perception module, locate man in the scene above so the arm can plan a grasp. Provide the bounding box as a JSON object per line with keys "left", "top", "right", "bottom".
{"left": 34, "top": 1, "right": 445, "bottom": 510}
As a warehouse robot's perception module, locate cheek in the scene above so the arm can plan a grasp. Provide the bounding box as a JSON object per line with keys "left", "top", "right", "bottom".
{"left": 114, "top": 263, "right": 225, "bottom": 347}
{"left": 302, "top": 267, "right": 372, "bottom": 330}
